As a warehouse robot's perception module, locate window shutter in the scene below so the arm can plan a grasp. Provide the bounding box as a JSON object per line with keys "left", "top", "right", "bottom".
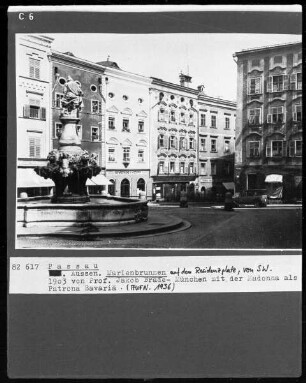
{"left": 35, "top": 66, "right": 40, "bottom": 80}
{"left": 267, "top": 76, "right": 272, "bottom": 92}
{"left": 267, "top": 114, "right": 272, "bottom": 123}
{"left": 41, "top": 107, "right": 46, "bottom": 120}
{"left": 29, "top": 138, "right": 35, "bottom": 157}
{"left": 174, "top": 136, "right": 178, "bottom": 149}
{"left": 247, "top": 142, "right": 251, "bottom": 158}
{"left": 35, "top": 138, "right": 41, "bottom": 157}
{"left": 23, "top": 105, "right": 30, "bottom": 118}
{"left": 282, "top": 141, "right": 286, "bottom": 157}
{"left": 293, "top": 110, "right": 297, "bottom": 121}
{"left": 164, "top": 135, "right": 168, "bottom": 149}
{"left": 157, "top": 135, "right": 160, "bottom": 149}
{"left": 255, "top": 78, "right": 261, "bottom": 94}
{"left": 283, "top": 75, "right": 289, "bottom": 90}
{"left": 98, "top": 101, "right": 102, "bottom": 114}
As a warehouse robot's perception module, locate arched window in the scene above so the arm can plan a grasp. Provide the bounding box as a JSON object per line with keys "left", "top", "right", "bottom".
{"left": 108, "top": 179, "right": 115, "bottom": 195}
{"left": 121, "top": 179, "right": 130, "bottom": 197}
{"left": 137, "top": 178, "right": 146, "bottom": 192}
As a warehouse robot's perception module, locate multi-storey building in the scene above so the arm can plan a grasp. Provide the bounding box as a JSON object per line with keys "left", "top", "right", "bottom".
{"left": 16, "top": 34, "right": 54, "bottom": 197}
{"left": 98, "top": 59, "right": 152, "bottom": 198}
{"left": 149, "top": 77, "right": 199, "bottom": 201}
{"left": 234, "top": 41, "right": 302, "bottom": 201}
{"left": 51, "top": 50, "right": 105, "bottom": 182}
{"left": 197, "top": 93, "right": 236, "bottom": 199}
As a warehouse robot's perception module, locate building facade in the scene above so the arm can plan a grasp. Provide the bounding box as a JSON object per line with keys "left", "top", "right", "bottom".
{"left": 149, "top": 78, "right": 199, "bottom": 201}
{"left": 234, "top": 42, "right": 302, "bottom": 201}
{"left": 197, "top": 94, "right": 236, "bottom": 199}
{"left": 16, "top": 34, "right": 54, "bottom": 197}
{"left": 51, "top": 50, "right": 105, "bottom": 187}
{"left": 99, "top": 60, "right": 152, "bottom": 198}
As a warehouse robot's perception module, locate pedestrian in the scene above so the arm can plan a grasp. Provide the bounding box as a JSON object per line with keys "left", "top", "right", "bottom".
{"left": 180, "top": 190, "right": 188, "bottom": 208}
{"left": 224, "top": 191, "right": 234, "bottom": 211}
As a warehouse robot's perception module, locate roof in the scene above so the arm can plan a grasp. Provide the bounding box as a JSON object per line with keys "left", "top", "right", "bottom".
{"left": 96, "top": 60, "right": 121, "bottom": 69}
{"left": 234, "top": 41, "right": 302, "bottom": 57}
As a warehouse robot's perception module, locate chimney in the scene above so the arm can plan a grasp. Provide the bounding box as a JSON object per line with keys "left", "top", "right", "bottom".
{"left": 179, "top": 72, "right": 192, "bottom": 87}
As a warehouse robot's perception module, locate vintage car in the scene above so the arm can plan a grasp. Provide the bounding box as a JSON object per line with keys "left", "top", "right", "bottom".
{"left": 233, "top": 189, "right": 268, "bottom": 207}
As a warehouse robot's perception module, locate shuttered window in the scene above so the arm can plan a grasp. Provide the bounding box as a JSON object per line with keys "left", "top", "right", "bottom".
{"left": 29, "top": 136, "right": 41, "bottom": 158}
{"left": 29, "top": 58, "right": 40, "bottom": 79}
{"left": 248, "top": 77, "right": 262, "bottom": 94}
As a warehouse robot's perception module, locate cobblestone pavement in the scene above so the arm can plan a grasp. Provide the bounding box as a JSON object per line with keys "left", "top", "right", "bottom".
{"left": 16, "top": 205, "right": 302, "bottom": 250}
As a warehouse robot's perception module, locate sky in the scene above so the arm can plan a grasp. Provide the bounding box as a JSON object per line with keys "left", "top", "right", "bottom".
{"left": 48, "top": 33, "right": 301, "bottom": 101}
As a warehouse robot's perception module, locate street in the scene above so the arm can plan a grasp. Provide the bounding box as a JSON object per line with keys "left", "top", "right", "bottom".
{"left": 17, "top": 205, "right": 302, "bottom": 249}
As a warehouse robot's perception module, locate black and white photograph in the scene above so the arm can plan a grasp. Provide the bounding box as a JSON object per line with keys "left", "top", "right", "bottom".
{"left": 7, "top": 5, "right": 302, "bottom": 380}
{"left": 15, "top": 25, "right": 302, "bottom": 249}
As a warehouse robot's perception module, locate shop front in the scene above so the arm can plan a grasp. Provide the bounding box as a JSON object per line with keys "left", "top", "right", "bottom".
{"left": 152, "top": 175, "right": 196, "bottom": 201}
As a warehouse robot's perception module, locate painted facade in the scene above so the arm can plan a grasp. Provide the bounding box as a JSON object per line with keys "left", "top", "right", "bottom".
{"left": 234, "top": 42, "right": 302, "bottom": 201}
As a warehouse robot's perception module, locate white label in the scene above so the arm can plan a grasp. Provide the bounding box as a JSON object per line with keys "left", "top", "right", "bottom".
{"left": 9, "top": 255, "right": 301, "bottom": 294}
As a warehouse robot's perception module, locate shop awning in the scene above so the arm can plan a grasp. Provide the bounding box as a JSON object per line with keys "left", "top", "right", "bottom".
{"left": 17, "top": 168, "right": 55, "bottom": 188}
{"left": 265, "top": 174, "right": 283, "bottom": 183}
{"left": 222, "top": 182, "right": 235, "bottom": 190}
{"left": 86, "top": 174, "right": 112, "bottom": 186}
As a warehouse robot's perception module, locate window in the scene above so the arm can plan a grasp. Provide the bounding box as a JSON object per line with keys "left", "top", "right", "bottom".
{"left": 211, "top": 162, "right": 216, "bottom": 175}
{"left": 158, "top": 161, "right": 164, "bottom": 174}
{"left": 248, "top": 141, "right": 260, "bottom": 158}
{"left": 189, "top": 162, "right": 194, "bottom": 174}
{"left": 289, "top": 140, "right": 302, "bottom": 157}
{"left": 158, "top": 108, "right": 165, "bottom": 121}
{"left": 179, "top": 136, "right": 187, "bottom": 150}
{"left": 170, "top": 135, "right": 177, "bottom": 149}
{"left": 225, "top": 117, "right": 230, "bottom": 129}
{"left": 29, "top": 136, "right": 41, "bottom": 158}
{"left": 29, "top": 58, "right": 40, "bottom": 79}
{"left": 266, "top": 140, "right": 285, "bottom": 157}
{"left": 23, "top": 102, "right": 46, "bottom": 120}
{"left": 123, "top": 147, "right": 130, "bottom": 162}
{"left": 293, "top": 105, "right": 302, "bottom": 122}
{"left": 108, "top": 116, "right": 115, "bottom": 129}
{"left": 108, "top": 92, "right": 114, "bottom": 98}
{"left": 138, "top": 120, "right": 144, "bottom": 132}
{"left": 248, "top": 108, "right": 261, "bottom": 125}
{"left": 108, "top": 148, "right": 115, "bottom": 162}
{"left": 180, "top": 112, "right": 186, "bottom": 123}
{"left": 224, "top": 139, "right": 230, "bottom": 153}
{"left": 180, "top": 162, "right": 185, "bottom": 174}
{"left": 90, "top": 85, "right": 97, "bottom": 92}
{"left": 268, "top": 75, "right": 288, "bottom": 92}
{"left": 122, "top": 119, "right": 130, "bottom": 132}
{"left": 211, "top": 115, "right": 217, "bottom": 128}
{"left": 248, "top": 77, "right": 262, "bottom": 94}
{"left": 170, "top": 110, "right": 176, "bottom": 122}
{"left": 138, "top": 149, "right": 144, "bottom": 162}
{"left": 158, "top": 134, "right": 165, "bottom": 148}
{"left": 91, "top": 100, "right": 102, "bottom": 114}
{"left": 200, "top": 113, "right": 206, "bottom": 126}
{"left": 200, "top": 162, "right": 207, "bottom": 175}
{"left": 54, "top": 123, "right": 62, "bottom": 138}
{"left": 273, "top": 55, "right": 283, "bottom": 65}
{"left": 211, "top": 138, "right": 217, "bottom": 152}
{"left": 290, "top": 72, "right": 302, "bottom": 90}
{"left": 267, "top": 107, "right": 284, "bottom": 123}
{"left": 123, "top": 95, "right": 128, "bottom": 101}
{"left": 189, "top": 113, "right": 194, "bottom": 125}
{"left": 55, "top": 93, "right": 64, "bottom": 108}
{"left": 189, "top": 137, "right": 195, "bottom": 150}
{"left": 76, "top": 124, "right": 82, "bottom": 139}
{"left": 138, "top": 98, "right": 143, "bottom": 104}
{"left": 297, "top": 73, "right": 302, "bottom": 90}
{"left": 169, "top": 161, "right": 175, "bottom": 173}
{"left": 200, "top": 137, "right": 206, "bottom": 151}
{"left": 251, "top": 58, "right": 260, "bottom": 67}
{"left": 91, "top": 127, "right": 100, "bottom": 142}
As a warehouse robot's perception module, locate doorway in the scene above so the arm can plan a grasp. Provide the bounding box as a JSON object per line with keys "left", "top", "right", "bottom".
{"left": 121, "top": 178, "right": 130, "bottom": 197}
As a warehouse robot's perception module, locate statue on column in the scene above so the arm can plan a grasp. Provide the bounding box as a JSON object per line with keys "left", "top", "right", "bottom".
{"left": 61, "top": 76, "right": 84, "bottom": 116}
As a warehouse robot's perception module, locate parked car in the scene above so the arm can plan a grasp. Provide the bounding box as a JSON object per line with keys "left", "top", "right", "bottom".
{"left": 233, "top": 189, "right": 268, "bottom": 207}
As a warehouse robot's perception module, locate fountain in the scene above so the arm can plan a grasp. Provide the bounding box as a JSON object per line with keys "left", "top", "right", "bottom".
{"left": 17, "top": 76, "right": 149, "bottom": 229}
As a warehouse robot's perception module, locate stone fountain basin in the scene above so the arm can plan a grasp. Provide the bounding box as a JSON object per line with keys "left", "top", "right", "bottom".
{"left": 17, "top": 196, "right": 148, "bottom": 227}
